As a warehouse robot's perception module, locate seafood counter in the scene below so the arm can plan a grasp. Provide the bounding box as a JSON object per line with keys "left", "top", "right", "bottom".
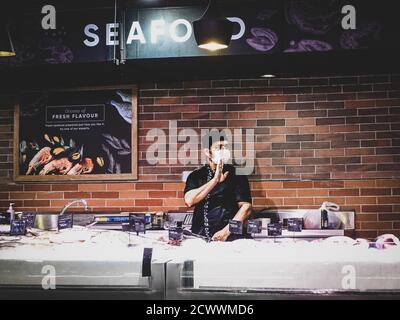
{"left": 0, "top": 226, "right": 175, "bottom": 299}
{"left": 0, "top": 225, "right": 400, "bottom": 299}
{"left": 167, "top": 235, "right": 400, "bottom": 300}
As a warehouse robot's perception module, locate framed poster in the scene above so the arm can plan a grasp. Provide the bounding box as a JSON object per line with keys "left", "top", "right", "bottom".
{"left": 14, "top": 86, "right": 138, "bottom": 182}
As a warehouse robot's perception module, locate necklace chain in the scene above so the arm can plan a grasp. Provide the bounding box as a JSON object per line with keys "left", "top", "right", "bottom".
{"left": 203, "top": 165, "right": 214, "bottom": 241}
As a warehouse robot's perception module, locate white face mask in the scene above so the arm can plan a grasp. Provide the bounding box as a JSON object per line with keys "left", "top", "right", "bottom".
{"left": 211, "top": 149, "right": 231, "bottom": 165}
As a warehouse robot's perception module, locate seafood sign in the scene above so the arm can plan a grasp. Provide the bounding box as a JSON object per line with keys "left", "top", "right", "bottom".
{"left": 15, "top": 88, "right": 138, "bottom": 182}
{"left": 1, "top": 0, "right": 395, "bottom": 68}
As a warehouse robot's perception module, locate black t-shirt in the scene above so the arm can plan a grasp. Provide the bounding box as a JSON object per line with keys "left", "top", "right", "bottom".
{"left": 184, "top": 164, "right": 252, "bottom": 236}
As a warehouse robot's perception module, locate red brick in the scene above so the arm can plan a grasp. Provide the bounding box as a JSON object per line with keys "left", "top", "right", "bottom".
{"left": 24, "top": 184, "right": 51, "bottom": 191}
{"left": 257, "top": 119, "right": 285, "bottom": 127}
{"left": 92, "top": 192, "right": 120, "bottom": 199}
{"left": 376, "top": 99, "right": 400, "bottom": 107}
{"left": 327, "top": 93, "right": 357, "bottom": 101}
{"left": 298, "top": 94, "right": 326, "bottom": 102}
{"left": 106, "top": 199, "right": 135, "bottom": 207}
{"left": 376, "top": 180, "right": 400, "bottom": 188}
{"left": 136, "top": 183, "right": 164, "bottom": 190}
{"left": 64, "top": 192, "right": 91, "bottom": 199}
{"left": 344, "top": 100, "right": 375, "bottom": 108}
{"left": 287, "top": 118, "right": 316, "bottom": 126}
{"left": 107, "top": 183, "right": 135, "bottom": 191}
{"left": 183, "top": 97, "right": 210, "bottom": 104}
{"left": 268, "top": 95, "right": 296, "bottom": 103}
{"left": 345, "top": 148, "right": 374, "bottom": 156}
{"left": 211, "top": 96, "right": 238, "bottom": 104}
{"left": 10, "top": 192, "right": 36, "bottom": 200}
{"left": 378, "top": 213, "right": 400, "bottom": 221}
{"left": 345, "top": 180, "right": 375, "bottom": 188}
{"left": 357, "top": 214, "right": 378, "bottom": 222}
{"left": 36, "top": 192, "right": 63, "bottom": 199}
{"left": 314, "top": 181, "right": 344, "bottom": 188}
{"left": 52, "top": 184, "right": 79, "bottom": 191}
{"left": 315, "top": 149, "right": 344, "bottom": 157}
{"left": 315, "top": 101, "right": 344, "bottom": 109}
{"left": 361, "top": 222, "right": 393, "bottom": 230}
{"left": 239, "top": 96, "right": 268, "bottom": 103}
{"left": 79, "top": 184, "right": 107, "bottom": 191}
{"left": 251, "top": 181, "right": 283, "bottom": 189}
{"left": 197, "top": 88, "right": 225, "bottom": 96}
{"left": 23, "top": 200, "right": 50, "bottom": 207}
{"left": 316, "top": 117, "right": 345, "bottom": 125}
{"left": 329, "top": 189, "right": 359, "bottom": 196}
{"left": 285, "top": 102, "right": 314, "bottom": 110}
{"left": 266, "top": 189, "right": 297, "bottom": 197}
{"left": 154, "top": 97, "right": 182, "bottom": 105}
{"left": 377, "top": 196, "right": 400, "bottom": 204}
{"left": 0, "top": 192, "right": 9, "bottom": 199}
{"left": 148, "top": 191, "right": 177, "bottom": 198}
{"left": 272, "top": 158, "right": 301, "bottom": 166}
{"left": 361, "top": 188, "right": 391, "bottom": 196}
{"left": 119, "top": 191, "right": 149, "bottom": 198}
{"left": 297, "top": 189, "right": 329, "bottom": 197}
{"left": 135, "top": 199, "right": 163, "bottom": 206}
{"left": 285, "top": 198, "right": 315, "bottom": 205}
{"left": 283, "top": 181, "right": 313, "bottom": 189}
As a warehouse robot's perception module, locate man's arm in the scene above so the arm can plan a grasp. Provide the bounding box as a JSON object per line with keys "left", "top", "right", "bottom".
{"left": 212, "top": 202, "right": 253, "bottom": 241}
{"left": 233, "top": 202, "right": 253, "bottom": 222}
{"left": 184, "top": 178, "right": 218, "bottom": 207}
{"left": 184, "top": 160, "right": 229, "bottom": 207}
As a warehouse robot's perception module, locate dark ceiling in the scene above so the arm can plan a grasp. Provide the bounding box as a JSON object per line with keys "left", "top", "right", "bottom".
{"left": 5, "top": 0, "right": 246, "bottom": 13}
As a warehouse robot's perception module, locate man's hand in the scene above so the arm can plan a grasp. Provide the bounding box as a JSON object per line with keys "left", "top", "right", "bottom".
{"left": 212, "top": 225, "right": 231, "bottom": 242}
{"left": 213, "top": 159, "right": 229, "bottom": 184}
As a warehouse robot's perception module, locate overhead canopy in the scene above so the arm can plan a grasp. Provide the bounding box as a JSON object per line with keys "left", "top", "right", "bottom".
{"left": 0, "top": 0, "right": 399, "bottom": 91}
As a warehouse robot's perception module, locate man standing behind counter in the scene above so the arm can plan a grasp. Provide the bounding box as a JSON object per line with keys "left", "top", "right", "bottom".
{"left": 184, "top": 134, "right": 253, "bottom": 242}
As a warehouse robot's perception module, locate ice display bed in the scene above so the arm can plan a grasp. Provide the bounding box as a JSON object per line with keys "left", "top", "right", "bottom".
{"left": 166, "top": 237, "right": 400, "bottom": 300}
{"left": 0, "top": 227, "right": 175, "bottom": 299}
{"left": 1, "top": 225, "right": 399, "bottom": 299}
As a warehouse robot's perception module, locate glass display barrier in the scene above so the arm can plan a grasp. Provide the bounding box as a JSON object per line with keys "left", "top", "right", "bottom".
{"left": 0, "top": 225, "right": 169, "bottom": 299}
{"left": 166, "top": 237, "right": 400, "bottom": 300}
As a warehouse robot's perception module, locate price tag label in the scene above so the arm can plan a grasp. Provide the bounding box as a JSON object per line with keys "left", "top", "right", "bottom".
{"left": 267, "top": 223, "right": 282, "bottom": 237}
{"left": 247, "top": 220, "right": 262, "bottom": 234}
{"left": 168, "top": 227, "right": 183, "bottom": 241}
{"left": 58, "top": 214, "right": 73, "bottom": 230}
{"left": 288, "top": 218, "right": 303, "bottom": 232}
{"left": 21, "top": 213, "right": 37, "bottom": 229}
{"left": 129, "top": 214, "right": 145, "bottom": 234}
{"left": 229, "top": 219, "right": 243, "bottom": 235}
{"left": 142, "top": 248, "right": 153, "bottom": 277}
{"left": 0, "top": 212, "right": 10, "bottom": 225}
{"left": 10, "top": 220, "right": 27, "bottom": 236}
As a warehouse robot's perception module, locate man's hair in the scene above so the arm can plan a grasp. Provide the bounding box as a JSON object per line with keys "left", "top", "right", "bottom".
{"left": 203, "top": 130, "right": 229, "bottom": 150}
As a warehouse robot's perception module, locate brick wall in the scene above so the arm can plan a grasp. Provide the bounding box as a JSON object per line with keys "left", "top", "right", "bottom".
{"left": 1, "top": 74, "right": 400, "bottom": 238}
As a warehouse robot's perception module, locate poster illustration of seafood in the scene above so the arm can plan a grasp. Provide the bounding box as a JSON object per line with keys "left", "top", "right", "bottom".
{"left": 14, "top": 87, "right": 138, "bottom": 182}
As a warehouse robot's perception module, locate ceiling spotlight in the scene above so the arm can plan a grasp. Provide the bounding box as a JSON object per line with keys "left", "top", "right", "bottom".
{"left": 0, "top": 23, "right": 16, "bottom": 57}
{"left": 261, "top": 74, "right": 276, "bottom": 78}
{"left": 193, "top": 0, "right": 234, "bottom": 51}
